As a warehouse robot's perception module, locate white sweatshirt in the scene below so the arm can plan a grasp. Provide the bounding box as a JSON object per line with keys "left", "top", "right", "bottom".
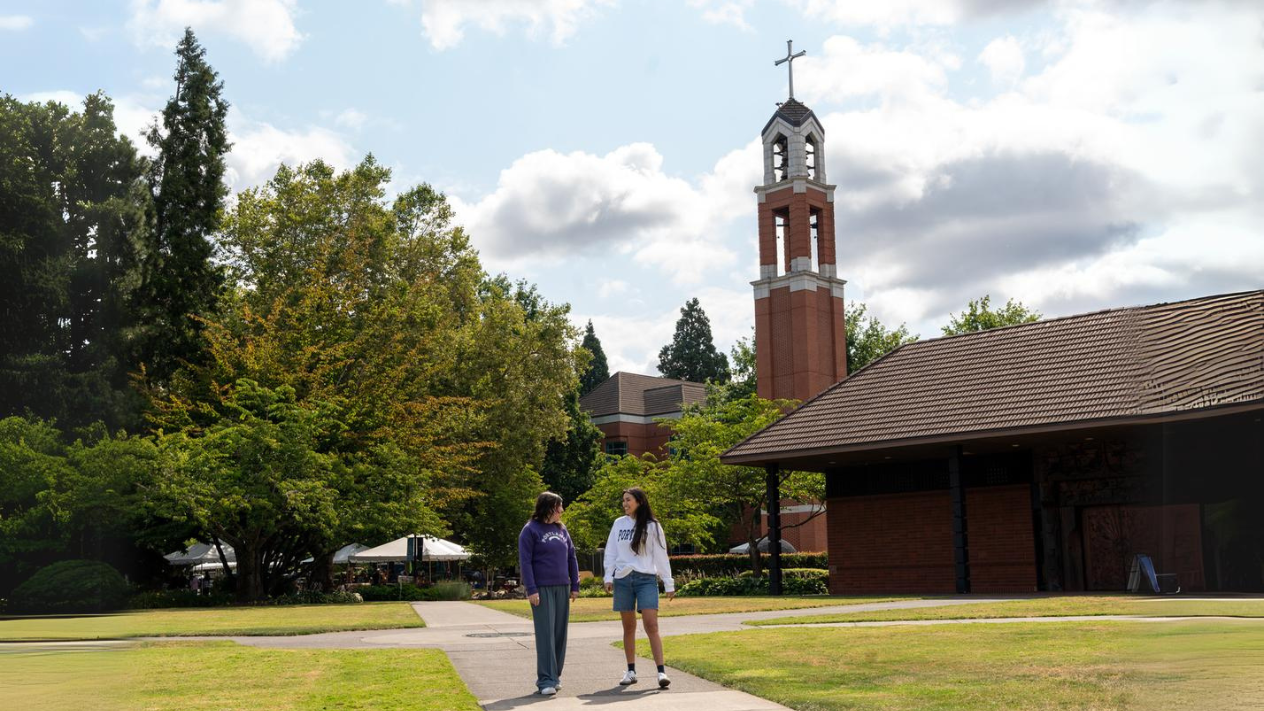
{"left": 603, "top": 515, "right": 674, "bottom": 593}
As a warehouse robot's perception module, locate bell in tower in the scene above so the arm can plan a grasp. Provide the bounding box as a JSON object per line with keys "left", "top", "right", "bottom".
{"left": 753, "top": 41, "right": 848, "bottom": 404}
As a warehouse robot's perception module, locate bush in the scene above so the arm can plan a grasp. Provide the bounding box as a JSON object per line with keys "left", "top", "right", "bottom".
{"left": 272, "top": 590, "right": 364, "bottom": 605}
{"left": 670, "top": 552, "right": 828, "bottom": 578}
{"left": 11, "top": 560, "right": 132, "bottom": 613}
{"left": 358, "top": 582, "right": 470, "bottom": 602}
{"left": 677, "top": 568, "right": 829, "bottom": 597}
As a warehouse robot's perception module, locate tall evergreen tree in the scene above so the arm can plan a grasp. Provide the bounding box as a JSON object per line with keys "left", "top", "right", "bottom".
{"left": 0, "top": 93, "right": 149, "bottom": 430}
{"left": 657, "top": 297, "right": 730, "bottom": 383}
{"left": 541, "top": 387, "right": 603, "bottom": 504}
{"left": 137, "top": 28, "right": 229, "bottom": 381}
{"left": 579, "top": 320, "right": 609, "bottom": 395}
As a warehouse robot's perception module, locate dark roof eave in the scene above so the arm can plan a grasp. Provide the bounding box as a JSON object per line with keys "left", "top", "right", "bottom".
{"left": 720, "top": 399, "right": 1264, "bottom": 466}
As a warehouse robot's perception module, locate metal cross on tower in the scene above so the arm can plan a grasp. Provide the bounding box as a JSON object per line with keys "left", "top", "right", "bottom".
{"left": 774, "top": 39, "right": 807, "bottom": 100}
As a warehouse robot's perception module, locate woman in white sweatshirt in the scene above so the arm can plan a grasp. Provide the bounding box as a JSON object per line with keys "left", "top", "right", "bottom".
{"left": 603, "top": 486, "right": 673, "bottom": 689}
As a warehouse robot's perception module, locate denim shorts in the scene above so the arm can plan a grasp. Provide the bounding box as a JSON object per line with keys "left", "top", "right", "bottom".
{"left": 612, "top": 571, "right": 659, "bottom": 612}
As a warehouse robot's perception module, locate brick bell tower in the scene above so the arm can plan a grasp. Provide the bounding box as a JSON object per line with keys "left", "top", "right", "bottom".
{"left": 754, "top": 41, "right": 848, "bottom": 404}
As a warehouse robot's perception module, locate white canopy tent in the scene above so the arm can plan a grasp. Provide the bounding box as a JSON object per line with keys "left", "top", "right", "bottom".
{"left": 301, "top": 543, "right": 371, "bottom": 566}
{"left": 729, "top": 537, "right": 797, "bottom": 554}
{"left": 350, "top": 535, "right": 470, "bottom": 563}
{"left": 165, "top": 541, "right": 235, "bottom": 567}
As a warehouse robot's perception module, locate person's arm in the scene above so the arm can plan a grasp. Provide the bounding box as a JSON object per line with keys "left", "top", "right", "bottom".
{"left": 603, "top": 521, "right": 618, "bottom": 588}
{"left": 566, "top": 527, "right": 581, "bottom": 593}
{"left": 653, "top": 522, "right": 674, "bottom": 594}
{"left": 518, "top": 525, "right": 538, "bottom": 596}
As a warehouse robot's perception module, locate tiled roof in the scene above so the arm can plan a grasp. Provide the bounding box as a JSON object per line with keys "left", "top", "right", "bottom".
{"left": 580, "top": 372, "right": 708, "bottom": 418}
{"left": 762, "top": 98, "right": 821, "bottom": 134}
{"left": 723, "top": 290, "right": 1264, "bottom": 462}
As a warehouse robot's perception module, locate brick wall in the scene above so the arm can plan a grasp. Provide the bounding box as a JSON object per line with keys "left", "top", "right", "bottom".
{"left": 966, "top": 485, "right": 1038, "bottom": 592}
{"left": 826, "top": 490, "right": 956, "bottom": 593}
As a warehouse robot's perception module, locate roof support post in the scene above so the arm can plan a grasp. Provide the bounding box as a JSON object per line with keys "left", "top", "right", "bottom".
{"left": 765, "top": 464, "right": 783, "bottom": 595}
{"left": 949, "top": 446, "right": 971, "bottom": 594}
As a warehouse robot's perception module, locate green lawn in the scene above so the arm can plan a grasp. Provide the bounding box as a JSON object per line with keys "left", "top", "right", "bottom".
{"left": 0, "top": 602, "right": 423, "bottom": 641}
{"left": 476, "top": 595, "right": 915, "bottom": 622}
{"left": 747, "top": 595, "right": 1264, "bottom": 626}
{"left": 658, "top": 620, "right": 1264, "bottom": 710}
{"left": 0, "top": 641, "right": 480, "bottom": 711}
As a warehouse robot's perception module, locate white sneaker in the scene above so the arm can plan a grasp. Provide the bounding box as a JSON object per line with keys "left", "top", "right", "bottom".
{"left": 618, "top": 670, "right": 638, "bottom": 686}
{"left": 658, "top": 671, "right": 671, "bottom": 688}
{"left": 540, "top": 686, "right": 557, "bottom": 696}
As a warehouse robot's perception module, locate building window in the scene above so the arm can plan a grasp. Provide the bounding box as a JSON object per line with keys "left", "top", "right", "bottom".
{"left": 604, "top": 440, "right": 628, "bottom": 457}
{"left": 772, "top": 134, "right": 788, "bottom": 182}
{"left": 805, "top": 135, "right": 817, "bottom": 180}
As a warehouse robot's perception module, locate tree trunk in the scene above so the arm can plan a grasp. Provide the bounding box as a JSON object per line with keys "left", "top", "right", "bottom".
{"left": 747, "top": 507, "right": 762, "bottom": 577}
{"left": 310, "top": 551, "right": 336, "bottom": 592}
{"left": 235, "top": 548, "right": 266, "bottom": 603}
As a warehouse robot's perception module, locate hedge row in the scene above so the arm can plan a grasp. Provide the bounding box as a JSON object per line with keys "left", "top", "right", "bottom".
{"left": 669, "top": 552, "right": 828, "bottom": 577}
{"left": 677, "top": 569, "right": 829, "bottom": 597}
{"left": 358, "top": 581, "right": 470, "bottom": 602}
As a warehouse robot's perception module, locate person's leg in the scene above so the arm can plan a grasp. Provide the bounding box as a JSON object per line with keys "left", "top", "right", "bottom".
{"left": 552, "top": 586, "right": 569, "bottom": 686}
{"left": 531, "top": 589, "right": 559, "bottom": 690}
{"left": 620, "top": 609, "right": 638, "bottom": 664}
{"left": 641, "top": 608, "right": 665, "bottom": 666}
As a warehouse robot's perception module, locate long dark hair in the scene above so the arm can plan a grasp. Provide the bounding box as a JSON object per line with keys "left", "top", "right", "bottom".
{"left": 531, "top": 491, "right": 564, "bottom": 524}
{"left": 622, "top": 487, "right": 661, "bottom": 554}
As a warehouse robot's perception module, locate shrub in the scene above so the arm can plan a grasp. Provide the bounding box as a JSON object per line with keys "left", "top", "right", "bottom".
{"left": 11, "top": 560, "right": 132, "bottom": 613}
{"left": 677, "top": 568, "right": 829, "bottom": 597}
{"left": 670, "top": 552, "right": 828, "bottom": 579}
{"left": 358, "top": 582, "right": 470, "bottom": 602}
{"left": 272, "top": 590, "right": 364, "bottom": 605}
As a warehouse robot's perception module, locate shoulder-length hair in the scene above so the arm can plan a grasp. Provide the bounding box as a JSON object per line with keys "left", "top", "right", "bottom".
{"left": 530, "top": 491, "right": 564, "bottom": 524}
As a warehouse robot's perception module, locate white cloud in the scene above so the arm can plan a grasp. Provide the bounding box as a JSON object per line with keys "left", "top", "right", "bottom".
{"left": 797, "top": 35, "right": 950, "bottom": 105}
{"left": 127, "top": 0, "right": 303, "bottom": 62}
{"left": 978, "top": 35, "right": 1025, "bottom": 85}
{"left": 0, "top": 15, "right": 33, "bottom": 30}
{"left": 334, "top": 108, "right": 369, "bottom": 130}
{"left": 419, "top": 0, "right": 613, "bottom": 51}
{"left": 786, "top": 1, "right": 1264, "bottom": 336}
{"left": 453, "top": 142, "right": 744, "bottom": 285}
{"left": 597, "top": 279, "right": 629, "bottom": 298}
{"left": 787, "top": 0, "right": 1044, "bottom": 29}
{"left": 225, "top": 111, "right": 359, "bottom": 190}
{"left": 689, "top": 0, "right": 753, "bottom": 30}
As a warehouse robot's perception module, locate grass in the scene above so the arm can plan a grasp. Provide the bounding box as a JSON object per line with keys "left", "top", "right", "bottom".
{"left": 0, "top": 641, "right": 480, "bottom": 711}
{"left": 746, "top": 595, "right": 1264, "bottom": 626}
{"left": 475, "top": 595, "right": 915, "bottom": 622}
{"left": 658, "top": 619, "right": 1264, "bottom": 710}
{"left": 0, "top": 602, "right": 424, "bottom": 641}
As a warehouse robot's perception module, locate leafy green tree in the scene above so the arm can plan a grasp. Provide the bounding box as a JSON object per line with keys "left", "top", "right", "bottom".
{"left": 148, "top": 158, "right": 487, "bottom": 598}
{"left": 136, "top": 28, "right": 230, "bottom": 382}
{"left": 445, "top": 277, "right": 587, "bottom": 567}
{"left": 718, "top": 330, "right": 757, "bottom": 401}
{"left": 0, "top": 93, "right": 149, "bottom": 430}
{"left": 658, "top": 297, "right": 730, "bottom": 383}
{"left": 846, "top": 302, "right": 919, "bottom": 373}
{"left": 658, "top": 394, "right": 822, "bottom": 574}
{"left": 579, "top": 320, "right": 609, "bottom": 395}
{"left": 541, "top": 387, "right": 603, "bottom": 505}
{"left": 942, "top": 295, "right": 1041, "bottom": 336}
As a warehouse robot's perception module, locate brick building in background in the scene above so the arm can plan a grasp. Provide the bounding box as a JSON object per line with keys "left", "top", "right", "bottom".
{"left": 725, "top": 291, "right": 1264, "bottom": 594}
{"left": 579, "top": 372, "right": 706, "bottom": 458}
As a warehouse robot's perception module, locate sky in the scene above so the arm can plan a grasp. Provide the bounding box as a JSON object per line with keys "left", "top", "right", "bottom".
{"left": 2, "top": 0, "right": 1262, "bottom": 375}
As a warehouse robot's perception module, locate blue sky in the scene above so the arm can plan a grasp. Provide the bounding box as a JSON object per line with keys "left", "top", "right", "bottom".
{"left": 3, "top": 0, "right": 1262, "bottom": 374}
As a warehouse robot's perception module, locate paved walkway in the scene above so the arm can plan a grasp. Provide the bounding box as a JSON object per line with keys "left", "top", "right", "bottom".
{"left": 151, "top": 597, "right": 1264, "bottom": 710}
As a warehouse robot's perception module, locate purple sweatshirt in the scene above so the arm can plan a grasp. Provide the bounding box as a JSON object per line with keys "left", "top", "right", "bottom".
{"left": 518, "top": 519, "right": 580, "bottom": 595}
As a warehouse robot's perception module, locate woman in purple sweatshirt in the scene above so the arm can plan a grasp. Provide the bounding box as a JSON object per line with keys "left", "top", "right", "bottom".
{"left": 518, "top": 491, "right": 580, "bottom": 696}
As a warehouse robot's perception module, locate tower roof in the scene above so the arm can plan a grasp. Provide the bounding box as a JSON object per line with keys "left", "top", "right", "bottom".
{"left": 763, "top": 98, "right": 821, "bottom": 135}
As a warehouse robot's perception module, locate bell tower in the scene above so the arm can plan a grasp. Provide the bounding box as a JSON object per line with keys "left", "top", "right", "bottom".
{"left": 754, "top": 41, "right": 848, "bottom": 403}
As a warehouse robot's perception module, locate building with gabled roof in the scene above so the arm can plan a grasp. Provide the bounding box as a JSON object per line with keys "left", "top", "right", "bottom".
{"left": 724, "top": 290, "right": 1264, "bottom": 593}
{"left": 579, "top": 372, "right": 707, "bottom": 457}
